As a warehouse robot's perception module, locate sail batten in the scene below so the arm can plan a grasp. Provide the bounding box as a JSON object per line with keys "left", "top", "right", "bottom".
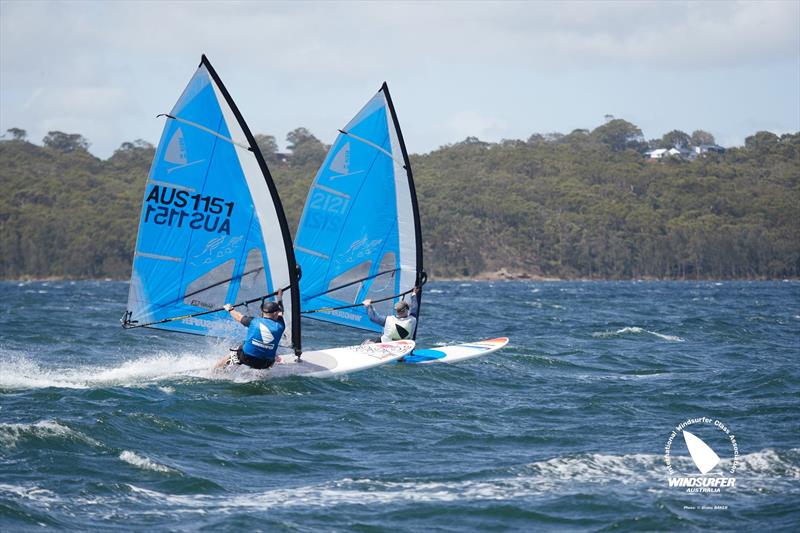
{"left": 157, "top": 113, "right": 252, "bottom": 150}
{"left": 125, "top": 56, "right": 301, "bottom": 353}
{"left": 294, "top": 83, "right": 423, "bottom": 335}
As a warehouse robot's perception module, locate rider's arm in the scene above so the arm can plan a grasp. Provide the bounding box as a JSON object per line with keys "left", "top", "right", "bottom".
{"left": 362, "top": 299, "right": 386, "bottom": 326}
{"left": 274, "top": 289, "right": 285, "bottom": 324}
{"left": 224, "top": 304, "right": 248, "bottom": 326}
{"left": 229, "top": 309, "right": 246, "bottom": 324}
{"left": 408, "top": 287, "right": 420, "bottom": 316}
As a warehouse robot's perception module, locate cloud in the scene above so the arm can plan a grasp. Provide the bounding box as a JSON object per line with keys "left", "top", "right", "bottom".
{"left": 1, "top": 1, "right": 798, "bottom": 157}
{"left": 445, "top": 110, "right": 508, "bottom": 144}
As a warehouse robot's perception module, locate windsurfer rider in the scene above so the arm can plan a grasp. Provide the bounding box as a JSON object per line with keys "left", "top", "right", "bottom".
{"left": 362, "top": 287, "right": 420, "bottom": 343}
{"left": 214, "top": 290, "right": 286, "bottom": 370}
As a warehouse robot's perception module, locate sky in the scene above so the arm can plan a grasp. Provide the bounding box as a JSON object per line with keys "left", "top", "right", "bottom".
{"left": 1, "top": 0, "right": 798, "bottom": 159}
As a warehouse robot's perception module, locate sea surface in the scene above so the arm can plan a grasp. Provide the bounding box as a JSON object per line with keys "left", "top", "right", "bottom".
{"left": 1, "top": 280, "right": 798, "bottom": 531}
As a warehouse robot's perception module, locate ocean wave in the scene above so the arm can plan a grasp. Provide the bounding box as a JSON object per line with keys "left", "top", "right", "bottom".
{"left": 116, "top": 448, "right": 799, "bottom": 510}
{"left": 0, "top": 420, "right": 101, "bottom": 449}
{"left": 0, "top": 350, "right": 216, "bottom": 390}
{"left": 592, "top": 326, "right": 685, "bottom": 342}
{"left": 0, "top": 483, "right": 60, "bottom": 504}
{"left": 5, "top": 448, "right": 795, "bottom": 519}
{"left": 119, "top": 451, "right": 179, "bottom": 474}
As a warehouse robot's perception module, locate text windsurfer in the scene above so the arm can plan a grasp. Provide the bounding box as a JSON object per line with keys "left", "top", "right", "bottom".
{"left": 214, "top": 290, "right": 285, "bottom": 370}
{"left": 362, "top": 287, "right": 420, "bottom": 343}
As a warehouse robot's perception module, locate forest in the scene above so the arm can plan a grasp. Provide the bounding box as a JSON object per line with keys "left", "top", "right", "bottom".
{"left": 0, "top": 120, "right": 797, "bottom": 280}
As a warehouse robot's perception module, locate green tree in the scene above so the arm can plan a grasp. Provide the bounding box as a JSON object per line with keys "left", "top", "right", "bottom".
{"left": 114, "top": 139, "right": 153, "bottom": 155}
{"left": 42, "top": 131, "right": 90, "bottom": 153}
{"left": 254, "top": 133, "right": 279, "bottom": 163}
{"left": 745, "top": 131, "right": 779, "bottom": 151}
{"left": 691, "top": 129, "right": 715, "bottom": 146}
{"left": 286, "top": 128, "right": 317, "bottom": 151}
{"left": 590, "top": 119, "right": 646, "bottom": 152}
{"left": 286, "top": 127, "right": 326, "bottom": 166}
{"left": 6, "top": 128, "right": 27, "bottom": 141}
{"left": 659, "top": 130, "right": 692, "bottom": 149}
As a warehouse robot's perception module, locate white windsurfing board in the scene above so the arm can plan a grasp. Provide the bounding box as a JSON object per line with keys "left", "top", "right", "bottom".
{"left": 223, "top": 340, "right": 415, "bottom": 378}
{"left": 400, "top": 337, "right": 508, "bottom": 365}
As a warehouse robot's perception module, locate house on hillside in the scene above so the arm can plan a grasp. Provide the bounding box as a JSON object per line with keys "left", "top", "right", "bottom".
{"left": 645, "top": 147, "right": 692, "bottom": 160}
{"left": 645, "top": 144, "right": 725, "bottom": 161}
{"left": 693, "top": 144, "right": 726, "bottom": 156}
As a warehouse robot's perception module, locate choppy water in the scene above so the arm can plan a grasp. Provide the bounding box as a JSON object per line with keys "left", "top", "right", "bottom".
{"left": 1, "top": 280, "right": 798, "bottom": 531}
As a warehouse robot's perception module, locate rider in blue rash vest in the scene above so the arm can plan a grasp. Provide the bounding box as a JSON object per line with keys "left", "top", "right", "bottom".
{"left": 362, "top": 287, "right": 420, "bottom": 343}
{"left": 213, "top": 290, "right": 286, "bottom": 370}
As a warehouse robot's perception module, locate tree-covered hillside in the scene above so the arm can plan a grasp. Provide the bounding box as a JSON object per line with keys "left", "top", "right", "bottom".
{"left": 0, "top": 123, "right": 797, "bottom": 280}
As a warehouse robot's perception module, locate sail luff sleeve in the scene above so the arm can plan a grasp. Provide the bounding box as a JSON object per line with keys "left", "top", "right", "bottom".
{"left": 201, "top": 55, "right": 302, "bottom": 354}
{"left": 381, "top": 82, "right": 424, "bottom": 338}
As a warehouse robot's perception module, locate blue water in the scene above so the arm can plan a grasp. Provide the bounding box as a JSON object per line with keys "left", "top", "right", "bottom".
{"left": 1, "top": 281, "right": 798, "bottom": 531}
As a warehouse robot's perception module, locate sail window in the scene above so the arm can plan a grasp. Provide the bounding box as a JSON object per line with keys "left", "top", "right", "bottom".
{"left": 327, "top": 261, "right": 372, "bottom": 304}
{"left": 235, "top": 249, "right": 268, "bottom": 306}
{"left": 183, "top": 259, "right": 235, "bottom": 309}
{"left": 362, "top": 252, "right": 397, "bottom": 316}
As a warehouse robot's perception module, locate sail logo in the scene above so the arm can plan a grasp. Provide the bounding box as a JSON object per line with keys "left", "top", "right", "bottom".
{"left": 663, "top": 417, "right": 740, "bottom": 493}
{"left": 165, "top": 128, "right": 188, "bottom": 164}
{"left": 329, "top": 142, "right": 350, "bottom": 175}
{"left": 163, "top": 128, "right": 205, "bottom": 173}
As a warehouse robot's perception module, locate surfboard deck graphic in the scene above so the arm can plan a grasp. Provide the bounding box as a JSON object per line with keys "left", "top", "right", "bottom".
{"left": 400, "top": 337, "right": 509, "bottom": 365}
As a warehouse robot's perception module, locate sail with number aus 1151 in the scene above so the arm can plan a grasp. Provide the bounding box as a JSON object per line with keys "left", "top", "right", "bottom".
{"left": 123, "top": 55, "right": 301, "bottom": 356}
{"left": 294, "top": 83, "right": 424, "bottom": 335}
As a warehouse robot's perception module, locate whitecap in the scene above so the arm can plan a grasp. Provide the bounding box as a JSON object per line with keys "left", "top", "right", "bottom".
{"left": 119, "top": 451, "right": 179, "bottom": 474}
{"left": 592, "top": 326, "right": 684, "bottom": 342}
{"left": 79, "top": 447, "right": 800, "bottom": 513}
{"left": 0, "top": 420, "right": 101, "bottom": 448}
{"left": 0, "top": 483, "right": 60, "bottom": 504}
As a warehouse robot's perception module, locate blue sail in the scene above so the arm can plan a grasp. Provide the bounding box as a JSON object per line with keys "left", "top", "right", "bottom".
{"left": 125, "top": 56, "right": 301, "bottom": 354}
{"left": 294, "top": 83, "right": 423, "bottom": 334}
